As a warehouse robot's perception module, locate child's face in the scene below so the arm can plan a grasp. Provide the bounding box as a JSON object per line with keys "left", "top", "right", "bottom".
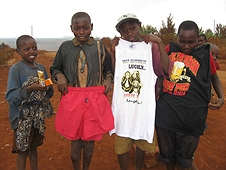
{"left": 177, "top": 29, "right": 198, "bottom": 54}
{"left": 70, "top": 16, "right": 93, "bottom": 44}
{"left": 16, "top": 38, "right": 38, "bottom": 65}
{"left": 210, "top": 45, "right": 219, "bottom": 60}
{"left": 119, "top": 20, "right": 142, "bottom": 42}
{"left": 197, "top": 36, "right": 207, "bottom": 46}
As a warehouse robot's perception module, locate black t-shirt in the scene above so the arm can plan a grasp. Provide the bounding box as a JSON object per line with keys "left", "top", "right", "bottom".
{"left": 156, "top": 42, "right": 211, "bottom": 136}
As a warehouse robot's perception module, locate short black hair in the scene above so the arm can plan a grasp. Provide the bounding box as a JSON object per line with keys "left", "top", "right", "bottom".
{"left": 198, "top": 34, "right": 207, "bottom": 41}
{"left": 177, "top": 20, "right": 199, "bottom": 37}
{"left": 71, "top": 12, "right": 91, "bottom": 25}
{"left": 16, "top": 35, "right": 35, "bottom": 49}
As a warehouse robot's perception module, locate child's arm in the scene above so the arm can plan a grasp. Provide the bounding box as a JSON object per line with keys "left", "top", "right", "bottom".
{"left": 103, "top": 74, "right": 113, "bottom": 94}
{"left": 214, "top": 59, "right": 220, "bottom": 70}
{"left": 50, "top": 49, "right": 68, "bottom": 95}
{"left": 102, "top": 41, "right": 114, "bottom": 94}
{"left": 6, "top": 66, "right": 47, "bottom": 106}
{"left": 54, "top": 73, "right": 68, "bottom": 95}
{"left": 6, "top": 67, "right": 26, "bottom": 106}
{"left": 143, "top": 34, "right": 170, "bottom": 75}
{"left": 209, "top": 73, "right": 224, "bottom": 109}
{"left": 26, "top": 82, "right": 47, "bottom": 93}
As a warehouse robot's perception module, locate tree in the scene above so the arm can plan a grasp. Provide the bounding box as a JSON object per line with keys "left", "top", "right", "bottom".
{"left": 158, "top": 13, "right": 177, "bottom": 45}
{"left": 199, "top": 27, "right": 205, "bottom": 34}
{"left": 205, "top": 29, "right": 214, "bottom": 38}
{"left": 141, "top": 25, "right": 158, "bottom": 35}
{"left": 215, "top": 24, "right": 226, "bottom": 38}
{"left": 159, "top": 13, "right": 176, "bottom": 35}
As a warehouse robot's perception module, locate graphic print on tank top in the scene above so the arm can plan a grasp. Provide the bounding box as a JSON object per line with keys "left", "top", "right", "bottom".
{"left": 116, "top": 41, "right": 151, "bottom": 105}
{"left": 121, "top": 70, "right": 143, "bottom": 95}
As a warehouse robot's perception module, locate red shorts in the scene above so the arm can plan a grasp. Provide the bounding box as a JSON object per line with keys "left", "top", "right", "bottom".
{"left": 55, "top": 86, "right": 114, "bottom": 141}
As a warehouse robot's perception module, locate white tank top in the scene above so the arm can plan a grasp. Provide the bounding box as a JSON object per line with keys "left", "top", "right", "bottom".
{"left": 109, "top": 39, "right": 157, "bottom": 143}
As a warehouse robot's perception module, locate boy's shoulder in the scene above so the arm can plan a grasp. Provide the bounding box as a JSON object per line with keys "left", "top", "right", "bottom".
{"left": 61, "top": 39, "right": 74, "bottom": 46}
{"left": 10, "top": 61, "right": 25, "bottom": 70}
{"left": 60, "top": 38, "right": 103, "bottom": 47}
{"left": 94, "top": 39, "right": 106, "bottom": 47}
{"left": 195, "top": 43, "right": 210, "bottom": 51}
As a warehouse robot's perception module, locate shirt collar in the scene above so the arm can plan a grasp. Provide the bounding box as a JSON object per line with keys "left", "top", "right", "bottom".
{"left": 72, "top": 37, "right": 94, "bottom": 46}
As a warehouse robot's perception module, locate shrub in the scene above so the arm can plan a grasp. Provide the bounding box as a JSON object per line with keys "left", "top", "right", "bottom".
{"left": 0, "top": 43, "right": 10, "bottom": 50}
{"left": 0, "top": 48, "right": 16, "bottom": 65}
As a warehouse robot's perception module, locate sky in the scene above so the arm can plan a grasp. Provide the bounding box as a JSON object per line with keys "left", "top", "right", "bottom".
{"left": 1, "top": 0, "right": 226, "bottom": 38}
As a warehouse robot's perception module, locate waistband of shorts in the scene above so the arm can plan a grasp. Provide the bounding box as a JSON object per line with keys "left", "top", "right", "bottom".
{"left": 67, "top": 86, "right": 105, "bottom": 92}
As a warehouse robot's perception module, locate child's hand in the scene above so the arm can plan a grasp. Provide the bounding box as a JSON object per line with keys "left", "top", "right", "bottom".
{"left": 110, "top": 37, "right": 120, "bottom": 53}
{"left": 208, "top": 97, "right": 224, "bottom": 110}
{"left": 143, "top": 34, "right": 162, "bottom": 44}
{"left": 56, "top": 73, "right": 68, "bottom": 95}
{"left": 27, "top": 82, "right": 47, "bottom": 92}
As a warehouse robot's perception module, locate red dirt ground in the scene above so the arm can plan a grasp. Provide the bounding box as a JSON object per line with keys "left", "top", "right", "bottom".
{"left": 0, "top": 51, "right": 226, "bottom": 170}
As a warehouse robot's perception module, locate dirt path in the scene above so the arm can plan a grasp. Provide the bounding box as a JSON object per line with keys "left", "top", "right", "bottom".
{"left": 0, "top": 52, "right": 225, "bottom": 170}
